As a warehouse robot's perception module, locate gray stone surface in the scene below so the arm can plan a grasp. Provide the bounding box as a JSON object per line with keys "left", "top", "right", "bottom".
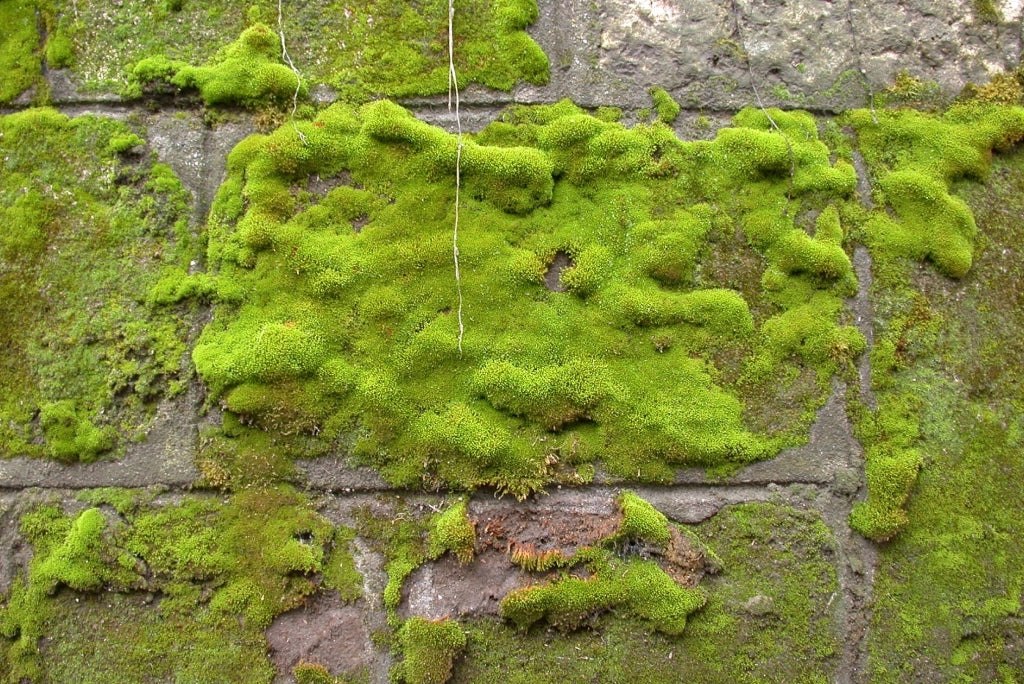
{"left": 512, "top": 0, "right": 1023, "bottom": 111}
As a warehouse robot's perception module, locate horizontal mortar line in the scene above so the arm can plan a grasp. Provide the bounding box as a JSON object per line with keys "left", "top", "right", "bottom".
{"left": 1, "top": 96, "right": 854, "bottom": 119}
{"left": 0, "top": 477, "right": 839, "bottom": 494}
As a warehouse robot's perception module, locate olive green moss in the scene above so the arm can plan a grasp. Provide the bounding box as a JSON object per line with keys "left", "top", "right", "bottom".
{"left": 188, "top": 100, "right": 866, "bottom": 493}
{"left": 395, "top": 617, "right": 467, "bottom": 684}
{"left": 312, "top": 0, "right": 549, "bottom": 101}
{"left": 649, "top": 87, "right": 681, "bottom": 124}
{"left": 452, "top": 503, "right": 839, "bottom": 683}
{"left": 843, "top": 102, "right": 1024, "bottom": 540}
{"left": 59, "top": 0, "right": 546, "bottom": 100}
{"left": 0, "top": 109, "right": 194, "bottom": 461}
{"left": 0, "top": 0, "right": 41, "bottom": 103}
{"left": 866, "top": 135, "right": 1024, "bottom": 681}
{"left": 293, "top": 663, "right": 369, "bottom": 684}
{"left": 0, "top": 487, "right": 357, "bottom": 681}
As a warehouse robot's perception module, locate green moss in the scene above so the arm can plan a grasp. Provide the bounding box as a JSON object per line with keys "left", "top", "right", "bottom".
{"left": 0, "top": 487, "right": 348, "bottom": 681}
{"left": 867, "top": 139, "right": 1024, "bottom": 681}
{"left": 497, "top": 493, "right": 707, "bottom": 636}
{"left": 396, "top": 617, "right": 467, "bottom": 684}
{"left": 427, "top": 499, "right": 476, "bottom": 564}
{"left": 190, "top": 101, "right": 865, "bottom": 492}
{"left": 0, "top": 109, "right": 195, "bottom": 461}
{"left": 66, "top": 0, "right": 546, "bottom": 100}
{"left": 500, "top": 558, "right": 705, "bottom": 636}
{"left": 38, "top": 400, "right": 116, "bottom": 462}
{"left": 44, "top": 29, "right": 75, "bottom": 69}
{"left": 0, "top": 0, "right": 41, "bottom": 103}
{"left": 473, "top": 359, "right": 606, "bottom": 431}
{"left": 127, "top": 24, "right": 304, "bottom": 107}
{"left": 455, "top": 503, "right": 839, "bottom": 683}
{"left": 354, "top": 501, "right": 432, "bottom": 625}
{"left": 973, "top": 0, "right": 1003, "bottom": 23}
{"left": 323, "top": 526, "right": 364, "bottom": 602}
{"left": 844, "top": 102, "right": 1024, "bottom": 539}
{"left": 613, "top": 491, "right": 671, "bottom": 547}
{"left": 649, "top": 87, "right": 681, "bottom": 124}
{"left": 294, "top": 663, "right": 369, "bottom": 684}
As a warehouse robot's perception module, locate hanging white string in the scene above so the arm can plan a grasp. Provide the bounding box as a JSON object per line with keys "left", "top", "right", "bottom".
{"left": 448, "top": 0, "right": 465, "bottom": 355}
{"left": 278, "top": 0, "right": 307, "bottom": 144}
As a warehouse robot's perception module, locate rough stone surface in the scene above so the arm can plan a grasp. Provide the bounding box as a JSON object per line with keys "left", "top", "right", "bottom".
{"left": 266, "top": 593, "right": 372, "bottom": 683}
{"left": 513, "top": 0, "right": 1023, "bottom": 111}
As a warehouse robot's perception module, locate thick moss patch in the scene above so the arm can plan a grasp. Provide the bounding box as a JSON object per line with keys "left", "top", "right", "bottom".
{"left": 0, "top": 0, "right": 40, "bottom": 103}
{"left": 126, "top": 23, "right": 306, "bottom": 107}
{"left": 0, "top": 109, "right": 195, "bottom": 461}
{"left": 189, "top": 100, "right": 865, "bottom": 493}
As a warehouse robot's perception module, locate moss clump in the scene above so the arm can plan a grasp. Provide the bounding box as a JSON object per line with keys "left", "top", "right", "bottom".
{"left": 612, "top": 491, "right": 671, "bottom": 547}
{"left": 427, "top": 499, "right": 476, "bottom": 564}
{"left": 0, "top": 109, "right": 194, "bottom": 461}
{"left": 498, "top": 493, "right": 706, "bottom": 637}
{"left": 127, "top": 24, "right": 305, "bottom": 107}
{"left": 649, "top": 87, "right": 681, "bottom": 124}
{"left": 850, "top": 446, "right": 922, "bottom": 541}
{"left": 473, "top": 359, "right": 606, "bottom": 431}
{"left": 500, "top": 558, "right": 705, "bottom": 636}
{"left": 188, "top": 99, "right": 871, "bottom": 492}
{"left": 293, "top": 663, "right": 369, "bottom": 684}
{"left": 395, "top": 617, "right": 467, "bottom": 684}
{"left": 973, "top": 0, "right": 1003, "bottom": 23}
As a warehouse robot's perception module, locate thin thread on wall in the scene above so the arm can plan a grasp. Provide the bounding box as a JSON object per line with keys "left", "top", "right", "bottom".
{"left": 845, "top": 0, "right": 878, "bottom": 124}
{"left": 729, "top": 0, "right": 796, "bottom": 205}
{"left": 449, "top": 0, "right": 465, "bottom": 355}
{"left": 278, "top": 0, "right": 307, "bottom": 144}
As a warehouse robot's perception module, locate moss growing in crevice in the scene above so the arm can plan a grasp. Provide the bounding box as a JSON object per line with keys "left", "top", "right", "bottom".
{"left": 355, "top": 497, "right": 482, "bottom": 631}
